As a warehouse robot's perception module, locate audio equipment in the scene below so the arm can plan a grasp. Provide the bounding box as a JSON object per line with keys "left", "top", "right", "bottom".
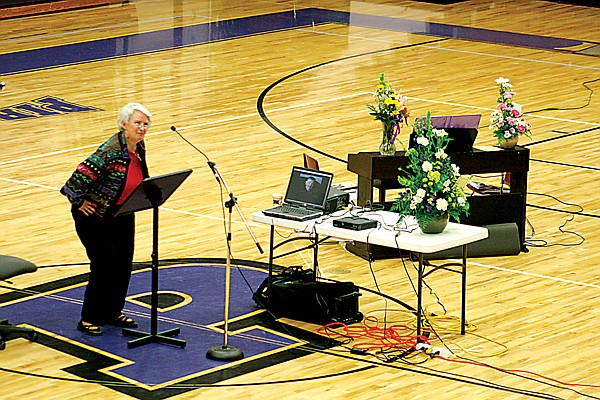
{"left": 324, "top": 186, "right": 350, "bottom": 214}
{"left": 333, "top": 216, "right": 378, "bottom": 230}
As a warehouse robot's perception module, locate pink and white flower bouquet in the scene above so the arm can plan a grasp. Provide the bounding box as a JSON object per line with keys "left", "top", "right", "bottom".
{"left": 489, "top": 77, "right": 532, "bottom": 144}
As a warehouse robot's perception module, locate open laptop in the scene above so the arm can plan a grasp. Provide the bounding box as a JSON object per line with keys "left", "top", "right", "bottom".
{"left": 262, "top": 166, "right": 333, "bottom": 221}
{"left": 409, "top": 114, "right": 481, "bottom": 153}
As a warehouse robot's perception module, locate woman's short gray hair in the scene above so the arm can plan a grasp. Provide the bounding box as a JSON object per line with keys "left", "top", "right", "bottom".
{"left": 117, "top": 103, "right": 152, "bottom": 131}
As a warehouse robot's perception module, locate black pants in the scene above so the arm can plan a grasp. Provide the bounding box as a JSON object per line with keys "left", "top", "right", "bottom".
{"left": 72, "top": 207, "right": 135, "bottom": 325}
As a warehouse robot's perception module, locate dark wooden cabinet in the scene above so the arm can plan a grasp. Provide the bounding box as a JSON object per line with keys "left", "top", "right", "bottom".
{"left": 347, "top": 147, "right": 530, "bottom": 258}
{"left": 1, "top": 1, "right": 52, "bottom": 7}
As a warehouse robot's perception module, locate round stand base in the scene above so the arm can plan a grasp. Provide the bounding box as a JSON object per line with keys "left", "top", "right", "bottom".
{"left": 206, "top": 345, "right": 244, "bottom": 361}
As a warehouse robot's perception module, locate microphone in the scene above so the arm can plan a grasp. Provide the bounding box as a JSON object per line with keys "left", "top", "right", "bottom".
{"left": 207, "top": 161, "right": 219, "bottom": 181}
{"left": 170, "top": 125, "right": 210, "bottom": 161}
{"left": 170, "top": 124, "right": 263, "bottom": 254}
{"left": 170, "top": 126, "right": 217, "bottom": 183}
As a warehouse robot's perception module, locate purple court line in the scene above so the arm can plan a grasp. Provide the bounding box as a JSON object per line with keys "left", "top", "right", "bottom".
{"left": 0, "top": 8, "right": 586, "bottom": 75}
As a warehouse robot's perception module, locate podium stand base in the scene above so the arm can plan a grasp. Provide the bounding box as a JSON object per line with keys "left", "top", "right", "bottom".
{"left": 123, "top": 327, "right": 186, "bottom": 349}
{"left": 206, "top": 345, "right": 244, "bottom": 361}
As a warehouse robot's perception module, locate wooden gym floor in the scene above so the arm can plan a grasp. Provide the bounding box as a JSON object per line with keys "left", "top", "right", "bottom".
{"left": 1, "top": 0, "right": 599, "bottom": 399}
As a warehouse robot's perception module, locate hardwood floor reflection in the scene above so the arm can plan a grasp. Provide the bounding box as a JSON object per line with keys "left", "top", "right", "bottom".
{"left": 1, "top": 0, "right": 599, "bottom": 399}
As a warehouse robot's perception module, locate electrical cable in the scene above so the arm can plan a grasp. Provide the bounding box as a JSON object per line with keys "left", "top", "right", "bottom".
{"left": 477, "top": 77, "right": 598, "bottom": 132}
{"left": 406, "top": 254, "right": 448, "bottom": 317}
{"left": 0, "top": 363, "right": 376, "bottom": 390}
{"left": 525, "top": 192, "right": 586, "bottom": 248}
{"left": 315, "top": 315, "right": 430, "bottom": 354}
{"left": 30, "top": 262, "right": 89, "bottom": 269}
{"left": 398, "top": 253, "right": 513, "bottom": 361}
{"left": 524, "top": 78, "right": 599, "bottom": 115}
{"left": 167, "top": 126, "right": 285, "bottom": 327}
{"left": 400, "top": 360, "right": 568, "bottom": 400}
{"left": 439, "top": 356, "right": 600, "bottom": 399}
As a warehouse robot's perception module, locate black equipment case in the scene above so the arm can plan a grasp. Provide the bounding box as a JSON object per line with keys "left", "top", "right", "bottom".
{"left": 253, "top": 268, "right": 363, "bottom": 325}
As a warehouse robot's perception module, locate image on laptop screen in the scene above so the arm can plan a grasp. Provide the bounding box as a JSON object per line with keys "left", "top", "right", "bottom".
{"left": 284, "top": 166, "right": 333, "bottom": 209}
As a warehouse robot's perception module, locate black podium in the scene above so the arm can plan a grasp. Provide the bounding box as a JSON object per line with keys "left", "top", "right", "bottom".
{"left": 114, "top": 169, "right": 192, "bottom": 349}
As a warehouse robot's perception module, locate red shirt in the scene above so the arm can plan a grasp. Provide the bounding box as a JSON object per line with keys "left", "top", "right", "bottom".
{"left": 116, "top": 153, "right": 143, "bottom": 205}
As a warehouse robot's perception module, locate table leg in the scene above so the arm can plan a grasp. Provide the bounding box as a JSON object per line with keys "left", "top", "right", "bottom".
{"left": 461, "top": 244, "right": 467, "bottom": 335}
{"left": 417, "top": 252, "right": 424, "bottom": 336}
{"left": 267, "top": 225, "right": 275, "bottom": 311}
{"left": 313, "top": 232, "right": 319, "bottom": 279}
{"left": 356, "top": 176, "right": 374, "bottom": 206}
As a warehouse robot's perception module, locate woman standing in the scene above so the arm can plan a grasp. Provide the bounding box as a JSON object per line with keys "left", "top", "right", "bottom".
{"left": 61, "top": 103, "right": 151, "bottom": 336}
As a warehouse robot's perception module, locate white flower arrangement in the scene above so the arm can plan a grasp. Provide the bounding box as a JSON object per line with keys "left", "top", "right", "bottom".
{"left": 391, "top": 112, "right": 470, "bottom": 229}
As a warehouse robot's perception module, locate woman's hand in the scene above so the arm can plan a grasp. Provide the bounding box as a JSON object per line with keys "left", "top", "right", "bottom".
{"left": 78, "top": 200, "right": 98, "bottom": 216}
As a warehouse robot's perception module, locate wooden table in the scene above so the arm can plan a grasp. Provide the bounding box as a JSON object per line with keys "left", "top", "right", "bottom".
{"left": 347, "top": 147, "right": 529, "bottom": 254}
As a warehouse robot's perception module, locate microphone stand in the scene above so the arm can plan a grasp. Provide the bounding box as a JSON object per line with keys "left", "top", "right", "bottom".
{"left": 207, "top": 162, "right": 263, "bottom": 255}
{"left": 170, "top": 126, "right": 263, "bottom": 360}
{"left": 205, "top": 162, "right": 263, "bottom": 361}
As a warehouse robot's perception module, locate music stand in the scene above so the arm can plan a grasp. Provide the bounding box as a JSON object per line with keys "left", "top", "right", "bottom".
{"left": 114, "top": 169, "right": 193, "bottom": 349}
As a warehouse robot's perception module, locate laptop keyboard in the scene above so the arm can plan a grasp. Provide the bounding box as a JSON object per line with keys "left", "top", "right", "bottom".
{"left": 277, "top": 205, "right": 314, "bottom": 215}
{"left": 262, "top": 203, "right": 323, "bottom": 221}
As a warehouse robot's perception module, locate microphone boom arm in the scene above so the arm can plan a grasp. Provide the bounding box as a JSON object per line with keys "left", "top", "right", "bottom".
{"left": 170, "top": 126, "right": 263, "bottom": 254}
{"left": 208, "top": 161, "right": 264, "bottom": 254}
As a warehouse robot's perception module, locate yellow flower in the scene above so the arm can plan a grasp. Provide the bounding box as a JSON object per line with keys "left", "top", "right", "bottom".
{"left": 427, "top": 171, "right": 441, "bottom": 182}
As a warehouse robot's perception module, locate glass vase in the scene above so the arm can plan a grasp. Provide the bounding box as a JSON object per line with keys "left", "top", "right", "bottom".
{"left": 379, "top": 122, "right": 396, "bottom": 156}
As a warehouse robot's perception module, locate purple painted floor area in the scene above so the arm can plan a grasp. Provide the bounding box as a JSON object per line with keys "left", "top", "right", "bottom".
{"left": 4, "top": 264, "right": 300, "bottom": 387}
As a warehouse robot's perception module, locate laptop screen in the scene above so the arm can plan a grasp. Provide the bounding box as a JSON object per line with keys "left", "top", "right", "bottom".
{"left": 410, "top": 114, "right": 481, "bottom": 153}
{"left": 284, "top": 166, "right": 333, "bottom": 209}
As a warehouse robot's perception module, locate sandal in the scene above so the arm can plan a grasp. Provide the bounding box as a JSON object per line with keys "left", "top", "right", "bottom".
{"left": 111, "top": 314, "right": 138, "bottom": 328}
{"left": 77, "top": 320, "right": 102, "bottom": 336}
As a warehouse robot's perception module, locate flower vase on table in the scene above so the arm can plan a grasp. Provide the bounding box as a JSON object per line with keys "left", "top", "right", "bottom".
{"left": 499, "top": 136, "right": 519, "bottom": 149}
{"left": 419, "top": 214, "right": 449, "bottom": 234}
{"left": 367, "top": 73, "right": 410, "bottom": 156}
{"left": 390, "top": 112, "right": 470, "bottom": 235}
{"left": 379, "top": 122, "right": 396, "bottom": 156}
{"left": 489, "top": 77, "right": 531, "bottom": 149}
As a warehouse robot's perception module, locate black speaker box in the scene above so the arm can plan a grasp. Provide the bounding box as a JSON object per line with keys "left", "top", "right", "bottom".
{"left": 253, "top": 269, "right": 363, "bottom": 325}
{"left": 424, "top": 222, "right": 520, "bottom": 259}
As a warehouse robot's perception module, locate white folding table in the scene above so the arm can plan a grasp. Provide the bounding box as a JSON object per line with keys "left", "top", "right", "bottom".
{"left": 252, "top": 210, "right": 488, "bottom": 335}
